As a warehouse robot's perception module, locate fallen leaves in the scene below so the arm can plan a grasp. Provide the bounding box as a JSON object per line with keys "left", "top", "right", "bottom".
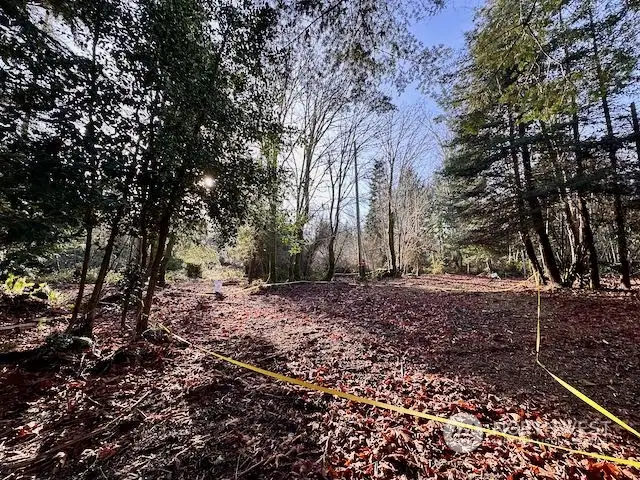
{"left": 1, "top": 276, "right": 640, "bottom": 479}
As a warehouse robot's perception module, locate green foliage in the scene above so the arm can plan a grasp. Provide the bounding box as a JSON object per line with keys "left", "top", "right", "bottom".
{"left": 176, "top": 245, "right": 219, "bottom": 269}
{"left": 105, "top": 271, "right": 123, "bottom": 285}
{"left": 442, "top": 0, "right": 640, "bottom": 286}
{"left": 4, "top": 273, "right": 35, "bottom": 294}
{"left": 226, "top": 225, "right": 259, "bottom": 264}
{"left": 2, "top": 273, "right": 61, "bottom": 304}
{"left": 428, "top": 259, "right": 445, "bottom": 275}
{"left": 185, "top": 263, "right": 203, "bottom": 279}
{"left": 280, "top": 216, "right": 306, "bottom": 256}
{"left": 165, "top": 256, "right": 184, "bottom": 272}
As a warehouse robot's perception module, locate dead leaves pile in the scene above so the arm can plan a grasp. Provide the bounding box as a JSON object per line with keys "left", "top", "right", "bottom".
{"left": 1, "top": 277, "right": 639, "bottom": 479}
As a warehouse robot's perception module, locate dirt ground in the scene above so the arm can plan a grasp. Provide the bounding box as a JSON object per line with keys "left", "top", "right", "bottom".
{"left": 1, "top": 274, "right": 639, "bottom": 479}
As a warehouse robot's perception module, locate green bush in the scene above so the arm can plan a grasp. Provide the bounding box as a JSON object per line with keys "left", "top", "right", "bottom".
{"left": 177, "top": 245, "right": 219, "bottom": 269}
{"left": 429, "top": 259, "right": 445, "bottom": 275}
{"left": 105, "top": 271, "right": 123, "bottom": 284}
{"left": 4, "top": 273, "right": 34, "bottom": 293}
{"left": 2, "top": 273, "right": 62, "bottom": 305}
{"left": 501, "top": 259, "right": 524, "bottom": 278}
{"left": 165, "top": 256, "right": 184, "bottom": 272}
{"left": 186, "top": 263, "right": 203, "bottom": 278}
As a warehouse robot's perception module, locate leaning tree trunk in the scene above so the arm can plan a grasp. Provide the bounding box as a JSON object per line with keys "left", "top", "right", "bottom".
{"left": 158, "top": 232, "right": 176, "bottom": 288}
{"left": 508, "top": 113, "right": 546, "bottom": 282}
{"left": 518, "top": 123, "right": 563, "bottom": 285}
{"left": 81, "top": 219, "right": 121, "bottom": 336}
{"left": 69, "top": 224, "right": 93, "bottom": 331}
{"left": 136, "top": 212, "right": 171, "bottom": 336}
{"left": 68, "top": 5, "right": 104, "bottom": 332}
{"left": 588, "top": 4, "right": 630, "bottom": 289}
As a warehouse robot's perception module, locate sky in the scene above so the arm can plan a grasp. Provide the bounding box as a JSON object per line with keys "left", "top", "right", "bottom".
{"left": 415, "top": 0, "right": 482, "bottom": 50}
{"left": 396, "top": 0, "right": 483, "bottom": 112}
{"left": 382, "top": 0, "right": 484, "bottom": 180}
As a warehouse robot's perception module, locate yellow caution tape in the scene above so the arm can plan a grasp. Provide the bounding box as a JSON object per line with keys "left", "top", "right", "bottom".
{"left": 157, "top": 323, "right": 640, "bottom": 468}
{"left": 533, "top": 273, "right": 640, "bottom": 440}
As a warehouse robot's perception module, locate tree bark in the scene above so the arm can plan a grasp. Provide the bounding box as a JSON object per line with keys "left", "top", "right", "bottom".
{"left": 265, "top": 140, "right": 278, "bottom": 283}
{"left": 631, "top": 102, "right": 640, "bottom": 162}
{"left": 540, "top": 121, "right": 581, "bottom": 285}
{"left": 325, "top": 238, "right": 336, "bottom": 281}
{"left": 587, "top": 3, "right": 630, "bottom": 289}
{"left": 387, "top": 161, "right": 397, "bottom": 276}
{"left": 136, "top": 212, "right": 170, "bottom": 336}
{"left": 81, "top": 219, "right": 121, "bottom": 335}
{"left": 571, "top": 113, "right": 601, "bottom": 289}
{"left": 508, "top": 113, "right": 545, "bottom": 282}
{"left": 158, "top": 232, "right": 176, "bottom": 287}
{"left": 354, "top": 144, "right": 365, "bottom": 279}
{"left": 518, "top": 122, "right": 563, "bottom": 284}
{"left": 559, "top": 6, "right": 600, "bottom": 289}
{"left": 69, "top": 224, "right": 93, "bottom": 330}
{"left": 68, "top": 3, "right": 103, "bottom": 332}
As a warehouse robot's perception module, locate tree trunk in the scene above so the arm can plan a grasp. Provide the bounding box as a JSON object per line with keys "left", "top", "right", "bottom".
{"left": 69, "top": 224, "right": 93, "bottom": 330}
{"left": 158, "top": 232, "right": 176, "bottom": 288}
{"left": 387, "top": 162, "right": 397, "bottom": 276}
{"left": 540, "top": 122, "right": 581, "bottom": 285}
{"left": 508, "top": 113, "right": 546, "bottom": 282}
{"left": 68, "top": 4, "right": 103, "bottom": 332}
{"left": 81, "top": 219, "right": 120, "bottom": 335}
{"left": 120, "top": 237, "right": 140, "bottom": 329}
{"left": 136, "top": 212, "right": 171, "bottom": 336}
{"left": 134, "top": 229, "right": 149, "bottom": 321}
{"left": 588, "top": 4, "right": 630, "bottom": 289}
{"left": 632, "top": 102, "right": 640, "bottom": 162}
{"left": 571, "top": 113, "right": 601, "bottom": 289}
{"left": 388, "top": 210, "right": 397, "bottom": 276}
{"left": 269, "top": 199, "right": 277, "bottom": 283}
{"left": 518, "top": 123, "right": 563, "bottom": 284}
{"left": 559, "top": 7, "right": 600, "bottom": 289}
{"left": 293, "top": 228, "right": 303, "bottom": 281}
{"left": 267, "top": 144, "right": 278, "bottom": 283}
{"left": 354, "top": 143, "right": 365, "bottom": 279}
{"left": 325, "top": 236, "right": 336, "bottom": 281}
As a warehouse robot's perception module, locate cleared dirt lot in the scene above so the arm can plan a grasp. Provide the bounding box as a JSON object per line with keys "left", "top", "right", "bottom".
{"left": 1, "top": 275, "right": 639, "bottom": 479}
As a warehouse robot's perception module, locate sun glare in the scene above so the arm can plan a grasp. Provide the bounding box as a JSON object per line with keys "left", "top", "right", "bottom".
{"left": 203, "top": 176, "right": 215, "bottom": 188}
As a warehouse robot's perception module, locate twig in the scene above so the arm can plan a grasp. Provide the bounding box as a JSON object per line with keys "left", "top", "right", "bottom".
{"left": 127, "top": 391, "right": 151, "bottom": 411}
{"left": 0, "top": 322, "right": 38, "bottom": 332}
{"left": 85, "top": 395, "right": 104, "bottom": 408}
{"left": 7, "top": 390, "right": 153, "bottom": 471}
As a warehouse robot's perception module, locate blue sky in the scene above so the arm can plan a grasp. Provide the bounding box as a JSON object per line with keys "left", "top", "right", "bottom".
{"left": 396, "top": 0, "right": 483, "bottom": 111}
{"left": 415, "top": 0, "right": 482, "bottom": 50}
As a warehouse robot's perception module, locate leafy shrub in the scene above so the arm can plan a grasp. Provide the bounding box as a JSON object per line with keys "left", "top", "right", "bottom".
{"left": 177, "top": 245, "right": 219, "bottom": 269}
{"left": 206, "top": 266, "right": 244, "bottom": 281}
{"left": 186, "top": 263, "right": 203, "bottom": 278}
{"left": 501, "top": 260, "right": 524, "bottom": 278}
{"left": 165, "top": 256, "right": 184, "bottom": 272}
{"left": 429, "top": 259, "right": 445, "bottom": 275}
{"left": 4, "top": 273, "right": 34, "bottom": 293}
{"left": 2, "top": 273, "right": 62, "bottom": 304}
{"left": 106, "top": 271, "right": 123, "bottom": 285}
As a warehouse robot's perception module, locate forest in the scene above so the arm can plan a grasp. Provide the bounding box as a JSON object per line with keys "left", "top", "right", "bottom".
{"left": 1, "top": 0, "right": 640, "bottom": 479}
